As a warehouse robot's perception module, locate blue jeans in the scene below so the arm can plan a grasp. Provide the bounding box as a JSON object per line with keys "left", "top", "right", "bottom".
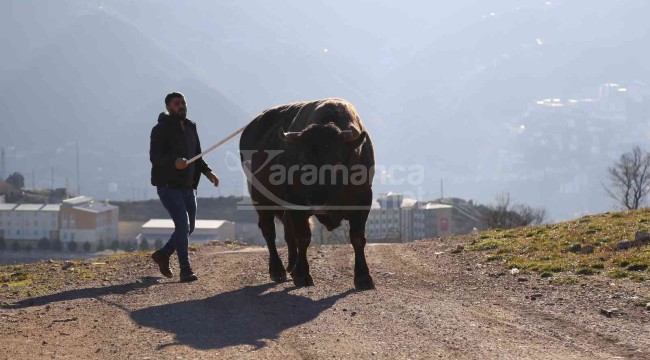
{"left": 157, "top": 187, "right": 196, "bottom": 269}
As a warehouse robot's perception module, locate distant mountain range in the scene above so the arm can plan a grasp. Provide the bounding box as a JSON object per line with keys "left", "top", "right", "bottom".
{"left": 1, "top": 0, "right": 649, "bottom": 220}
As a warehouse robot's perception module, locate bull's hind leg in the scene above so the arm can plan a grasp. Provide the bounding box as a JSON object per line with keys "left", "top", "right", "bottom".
{"left": 287, "top": 211, "right": 314, "bottom": 287}
{"left": 282, "top": 213, "right": 298, "bottom": 274}
{"left": 349, "top": 212, "right": 375, "bottom": 290}
{"left": 258, "top": 210, "right": 287, "bottom": 283}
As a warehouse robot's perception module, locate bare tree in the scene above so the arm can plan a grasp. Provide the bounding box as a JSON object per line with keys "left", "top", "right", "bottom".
{"left": 514, "top": 204, "right": 547, "bottom": 227}
{"left": 604, "top": 146, "right": 650, "bottom": 210}
{"left": 482, "top": 192, "right": 547, "bottom": 229}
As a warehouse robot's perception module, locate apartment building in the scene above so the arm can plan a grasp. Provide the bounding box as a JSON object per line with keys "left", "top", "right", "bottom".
{"left": 365, "top": 193, "right": 453, "bottom": 243}
{"left": 59, "top": 196, "right": 119, "bottom": 246}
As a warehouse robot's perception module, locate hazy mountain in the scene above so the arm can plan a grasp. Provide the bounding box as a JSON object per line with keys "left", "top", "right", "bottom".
{"left": 2, "top": 0, "right": 650, "bottom": 220}
{"left": 0, "top": 4, "right": 249, "bottom": 200}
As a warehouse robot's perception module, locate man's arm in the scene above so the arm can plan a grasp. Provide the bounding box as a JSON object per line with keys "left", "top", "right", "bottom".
{"left": 150, "top": 124, "right": 174, "bottom": 167}
{"left": 195, "top": 125, "right": 219, "bottom": 186}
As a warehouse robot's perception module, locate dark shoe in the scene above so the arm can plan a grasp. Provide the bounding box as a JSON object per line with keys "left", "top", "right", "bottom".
{"left": 180, "top": 269, "right": 198, "bottom": 283}
{"left": 151, "top": 250, "right": 173, "bottom": 278}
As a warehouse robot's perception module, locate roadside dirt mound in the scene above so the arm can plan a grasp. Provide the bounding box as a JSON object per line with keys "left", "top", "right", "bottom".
{"left": 1, "top": 239, "right": 648, "bottom": 359}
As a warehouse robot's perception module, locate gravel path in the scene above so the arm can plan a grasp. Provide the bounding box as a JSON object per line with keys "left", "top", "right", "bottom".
{"left": 1, "top": 239, "right": 648, "bottom": 359}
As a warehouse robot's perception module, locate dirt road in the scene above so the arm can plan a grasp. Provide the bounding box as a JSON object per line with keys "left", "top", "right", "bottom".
{"left": 1, "top": 239, "right": 649, "bottom": 359}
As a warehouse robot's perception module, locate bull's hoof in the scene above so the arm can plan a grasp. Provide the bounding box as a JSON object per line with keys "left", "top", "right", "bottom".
{"left": 354, "top": 274, "right": 375, "bottom": 291}
{"left": 292, "top": 274, "right": 315, "bottom": 287}
{"left": 270, "top": 268, "right": 288, "bottom": 283}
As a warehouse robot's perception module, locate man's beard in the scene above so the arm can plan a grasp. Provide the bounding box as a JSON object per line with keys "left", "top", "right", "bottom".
{"left": 170, "top": 109, "right": 187, "bottom": 120}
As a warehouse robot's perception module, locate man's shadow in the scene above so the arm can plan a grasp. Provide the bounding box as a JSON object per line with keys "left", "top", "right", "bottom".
{"left": 130, "top": 283, "right": 353, "bottom": 350}
{"left": 2, "top": 279, "right": 353, "bottom": 351}
{"left": 1, "top": 277, "right": 161, "bottom": 309}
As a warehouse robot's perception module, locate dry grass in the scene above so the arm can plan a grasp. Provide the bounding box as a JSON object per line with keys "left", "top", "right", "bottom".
{"left": 0, "top": 252, "right": 145, "bottom": 300}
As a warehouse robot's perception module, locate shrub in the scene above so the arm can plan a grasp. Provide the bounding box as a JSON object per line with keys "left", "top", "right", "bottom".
{"left": 96, "top": 240, "right": 106, "bottom": 252}
{"left": 37, "top": 237, "right": 51, "bottom": 251}
{"left": 122, "top": 241, "right": 137, "bottom": 252}
{"left": 110, "top": 240, "right": 120, "bottom": 252}
{"left": 51, "top": 239, "right": 63, "bottom": 252}
{"left": 67, "top": 240, "right": 78, "bottom": 252}
{"left": 83, "top": 241, "right": 92, "bottom": 253}
{"left": 139, "top": 239, "right": 150, "bottom": 251}
{"left": 10, "top": 242, "right": 21, "bottom": 252}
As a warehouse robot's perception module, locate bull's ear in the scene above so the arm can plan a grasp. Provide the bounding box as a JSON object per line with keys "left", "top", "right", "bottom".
{"left": 278, "top": 127, "right": 301, "bottom": 143}
{"left": 345, "top": 131, "right": 367, "bottom": 149}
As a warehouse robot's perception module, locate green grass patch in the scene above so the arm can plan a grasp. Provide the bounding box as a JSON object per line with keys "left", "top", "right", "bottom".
{"left": 468, "top": 239, "right": 501, "bottom": 251}
{"left": 576, "top": 268, "right": 597, "bottom": 275}
{"left": 6, "top": 279, "right": 33, "bottom": 288}
{"left": 627, "top": 263, "right": 648, "bottom": 272}
{"left": 629, "top": 273, "right": 648, "bottom": 282}
{"left": 466, "top": 208, "right": 650, "bottom": 283}
{"left": 549, "top": 277, "right": 581, "bottom": 285}
{"left": 485, "top": 254, "right": 503, "bottom": 262}
{"left": 608, "top": 269, "right": 629, "bottom": 279}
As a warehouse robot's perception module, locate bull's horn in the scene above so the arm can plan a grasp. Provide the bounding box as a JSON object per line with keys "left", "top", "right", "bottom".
{"left": 341, "top": 128, "right": 361, "bottom": 142}
{"left": 278, "top": 127, "right": 301, "bottom": 143}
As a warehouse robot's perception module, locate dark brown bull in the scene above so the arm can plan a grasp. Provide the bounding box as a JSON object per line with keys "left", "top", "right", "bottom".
{"left": 239, "top": 98, "right": 375, "bottom": 290}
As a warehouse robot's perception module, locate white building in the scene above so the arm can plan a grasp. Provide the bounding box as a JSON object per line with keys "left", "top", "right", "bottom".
{"left": 140, "top": 219, "right": 236, "bottom": 245}
{"left": 422, "top": 203, "right": 453, "bottom": 238}
{"left": 0, "top": 203, "right": 60, "bottom": 245}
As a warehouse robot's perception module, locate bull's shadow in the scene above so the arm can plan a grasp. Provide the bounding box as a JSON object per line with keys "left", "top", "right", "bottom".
{"left": 130, "top": 283, "right": 352, "bottom": 350}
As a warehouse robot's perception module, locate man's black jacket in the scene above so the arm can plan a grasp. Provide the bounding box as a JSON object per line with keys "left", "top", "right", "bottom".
{"left": 150, "top": 113, "right": 212, "bottom": 189}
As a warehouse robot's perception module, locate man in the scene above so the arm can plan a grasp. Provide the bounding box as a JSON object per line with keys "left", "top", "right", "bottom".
{"left": 149, "top": 92, "right": 219, "bottom": 282}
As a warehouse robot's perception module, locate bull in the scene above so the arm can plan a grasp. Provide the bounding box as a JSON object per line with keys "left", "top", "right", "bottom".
{"left": 239, "top": 98, "right": 375, "bottom": 290}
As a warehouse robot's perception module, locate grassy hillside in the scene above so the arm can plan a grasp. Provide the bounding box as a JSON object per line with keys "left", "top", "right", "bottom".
{"left": 467, "top": 209, "right": 650, "bottom": 282}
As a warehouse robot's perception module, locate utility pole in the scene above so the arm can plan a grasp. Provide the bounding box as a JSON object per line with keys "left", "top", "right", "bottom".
{"left": 0, "top": 148, "right": 5, "bottom": 181}
{"left": 76, "top": 142, "right": 81, "bottom": 196}
{"left": 32, "top": 169, "right": 35, "bottom": 190}
{"left": 440, "top": 179, "right": 444, "bottom": 202}
{"left": 51, "top": 167, "right": 54, "bottom": 189}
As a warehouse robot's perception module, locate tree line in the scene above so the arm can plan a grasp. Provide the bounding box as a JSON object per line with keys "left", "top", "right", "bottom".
{"left": 0, "top": 238, "right": 163, "bottom": 253}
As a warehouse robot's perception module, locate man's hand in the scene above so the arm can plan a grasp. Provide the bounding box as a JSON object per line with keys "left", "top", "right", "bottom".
{"left": 175, "top": 158, "right": 188, "bottom": 170}
{"left": 206, "top": 172, "right": 220, "bottom": 187}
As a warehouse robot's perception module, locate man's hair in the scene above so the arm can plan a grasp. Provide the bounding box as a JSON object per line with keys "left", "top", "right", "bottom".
{"left": 165, "top": 92, "right": 185, "bottom": 105}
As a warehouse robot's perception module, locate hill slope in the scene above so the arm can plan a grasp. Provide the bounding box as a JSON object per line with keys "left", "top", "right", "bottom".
{"left": 1, "top": 211, "right": 649, "bottom": 358}
{"left": 0, "top": 7, "right": 249, "bottom": 201}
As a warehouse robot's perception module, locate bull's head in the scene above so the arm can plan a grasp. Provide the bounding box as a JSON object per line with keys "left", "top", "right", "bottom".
{"left": 278, "top": 123, "right": 368, "bottom": 207}
{"left": 278, "top": 124, "right": 367, "bottom": 149}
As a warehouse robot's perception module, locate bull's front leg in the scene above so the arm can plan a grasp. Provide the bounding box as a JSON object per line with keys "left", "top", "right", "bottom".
{"left": 282, "top": 213, "right": 298, "bottom": 274}
{"left": 287, "top": 211, "right": 314, "bottom": 287}
{"left": 258, "top": 211, "right": 287, "bottom": 283}
{"left": 349, "top": 213, "right": 375, "bottom": 290}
